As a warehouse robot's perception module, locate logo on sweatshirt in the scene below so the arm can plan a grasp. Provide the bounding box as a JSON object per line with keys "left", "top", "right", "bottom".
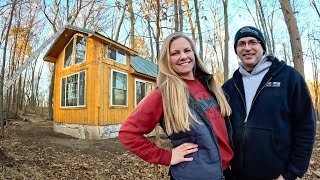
{"left": 265, "top": 81, "right": 281, "bottom": 87}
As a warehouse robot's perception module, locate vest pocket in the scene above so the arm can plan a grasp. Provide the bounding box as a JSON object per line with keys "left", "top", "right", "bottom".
{"left": 196, "top": 134, "right": 220, "bottom": 164}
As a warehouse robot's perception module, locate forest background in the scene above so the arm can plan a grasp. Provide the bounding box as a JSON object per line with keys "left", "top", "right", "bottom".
{"left": 0, "top": 0, "right": 319, "bottom": 125}
{"left": 0, "top": 0, "right": 319, "bottom": 179}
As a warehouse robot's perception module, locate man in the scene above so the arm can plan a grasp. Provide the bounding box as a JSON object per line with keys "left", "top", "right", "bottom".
{"left": 223, "top": 26, "right": 316, "bottom": 180}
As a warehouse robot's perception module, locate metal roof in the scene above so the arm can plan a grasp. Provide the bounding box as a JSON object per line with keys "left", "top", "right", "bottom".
{"left": 130, "top": 56, "right": 158, "bottom": 78}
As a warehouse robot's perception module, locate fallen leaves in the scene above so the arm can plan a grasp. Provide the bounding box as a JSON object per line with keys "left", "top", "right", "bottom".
{"left": 0, "top": 117, "right": 319, "bottom": 179}
{"left": 0, "top": 119, "right": 169, "bottom": 179}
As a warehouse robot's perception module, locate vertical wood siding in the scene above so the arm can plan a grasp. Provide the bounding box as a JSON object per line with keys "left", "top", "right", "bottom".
{"left": 53, "top": 34, "right": 156, "bottom": 126}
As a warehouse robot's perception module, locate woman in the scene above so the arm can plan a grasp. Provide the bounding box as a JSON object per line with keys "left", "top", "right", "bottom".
{"left": 119, "top": 32, "right": 233, "bottom": 180}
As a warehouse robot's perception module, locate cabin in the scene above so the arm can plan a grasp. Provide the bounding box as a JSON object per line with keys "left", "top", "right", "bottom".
{"left": 43, "top": 25, "right": 157, "bottom": 139}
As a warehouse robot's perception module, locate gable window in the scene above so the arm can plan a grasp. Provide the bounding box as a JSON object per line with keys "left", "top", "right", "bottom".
{"left": 61, "top": 71, "right": 86, "bottom": 107}
{"left": 107, "top": 46, "right": 126, "bottom": 65}
{"left": 64, "top": 35, "right": 87, "bottom": 68}
{"left": 111, "top": 70, "right": 128, "bottom": 106}
{"left": 135, "top": 79, "right": 154, "bottom": 106}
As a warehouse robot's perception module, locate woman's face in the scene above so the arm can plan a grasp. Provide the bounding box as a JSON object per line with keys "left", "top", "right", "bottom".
{"left": 169, "top": 37, "right": 195, "bottom": 80}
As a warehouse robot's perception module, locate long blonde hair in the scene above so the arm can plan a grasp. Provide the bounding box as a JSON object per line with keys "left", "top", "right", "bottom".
{"left": 157, "top": 32, "right": 231, "bottom": 135}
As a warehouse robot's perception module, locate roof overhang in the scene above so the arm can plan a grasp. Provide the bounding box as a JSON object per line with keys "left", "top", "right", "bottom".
{"left": 43, "top": 25, "right": 138, "bottom": 63}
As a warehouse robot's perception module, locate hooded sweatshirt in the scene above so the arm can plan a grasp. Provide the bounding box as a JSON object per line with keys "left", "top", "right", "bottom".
{"left": 238, "top": 56, "right": 272, "bottom": 115}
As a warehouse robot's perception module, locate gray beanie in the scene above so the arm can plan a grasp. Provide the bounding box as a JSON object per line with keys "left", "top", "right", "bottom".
{"left": 234, "top": 26, "right": 266, "bottom": 54}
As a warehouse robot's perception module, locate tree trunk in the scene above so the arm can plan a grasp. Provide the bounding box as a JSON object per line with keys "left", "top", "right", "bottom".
{"left": 20, "top": 69, "right": 28, "bottom": 111}
{"left": 6, "top": 22, "right": 19, "bottom": 119}
{"left": 35, "top": 61, "right": 44, "bottom": 107}
{"left": 280, "top": 0, "right": 305, "bottom": 77}
{"left": 311, "top": 0, "right": 320, "bottom": 18}
{"left": 155, "top": 0, "right": 160, "bottom": 61}
{"left": 30, "top": 58, "right": 38, "bottom": 107}
{"left": 0, "top": 0, "right": 17, "bottom": 137}
{"left": 48, "top": 65, "right": 55, "bottom": 120}
{"left": 283, "top": 43, "right": 288, "bottom": 65}
{"left": 114, "top": 4, "right": 127, "bottom": 41}
{"left": 223, "top": 0, "right": 229, "bottom": 82}
{"left": 174, "top": 0, "right": 179, "bottom": 32}
{"left": 194, "top": 0, "right": 203, "bottom": 60}
{"left": 255, "top": 0, "right": 271, "bottom": 54}
{"left": 147, "top": 21, "right": 155, "bottom": 63}
{"left": 178, "top": 0, "right": 183, "bottom": 31}
{"left": 183, "top": 0, "right": 196, "bottom": 42}
{"left": 127, "top": 0, "right": 135, "bottom": 49}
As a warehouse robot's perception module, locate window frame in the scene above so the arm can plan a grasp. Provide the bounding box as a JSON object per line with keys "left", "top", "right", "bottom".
{"left": 63, "top": 34, "right": 87, "bottom": 69}
{"left": 134, "top": 78, "right": 154, "bottom": 106}
{"left": 60, "top": 70, "right": 86, "bottom": 108}
{"left": 110, "top": 69, "right": 128, "bottom": 107}
{"left": 106, "top": 46, "right": 127, "bottom": 65}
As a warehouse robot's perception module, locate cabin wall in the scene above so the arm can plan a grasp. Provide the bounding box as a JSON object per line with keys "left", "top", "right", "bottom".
{"left": 53, "top": 37, "right": 99, "bottom": 125}
{"left": 51, "top": 32, "right": 156, "bottom": 139}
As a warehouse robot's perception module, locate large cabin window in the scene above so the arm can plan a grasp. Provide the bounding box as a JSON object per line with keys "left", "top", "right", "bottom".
{"left": 111, "top": 69, "right": 128, "bottom": 106}
{"left": 61, "top": 71, "right": 86, "bottom": 107}
{"left": 135, "top": 79, "right": 154, "bottom": 106}
{"left": 107, "top": 46, "right": 126, "bottom": 65}
{"left": 63, "top": 35, "right": 87, "bottom": 68}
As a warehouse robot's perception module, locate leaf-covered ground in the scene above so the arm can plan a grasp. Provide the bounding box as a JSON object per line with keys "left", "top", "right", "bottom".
{"left": 0, "top": 115, "right": 319, "bottom": 179}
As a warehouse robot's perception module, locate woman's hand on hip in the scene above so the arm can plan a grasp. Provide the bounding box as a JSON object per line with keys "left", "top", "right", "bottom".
{"left": 170, "top": 143, "right": 198, "bottom": 165}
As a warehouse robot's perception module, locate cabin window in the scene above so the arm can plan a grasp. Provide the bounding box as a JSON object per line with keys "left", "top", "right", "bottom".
{"left": 64, "top": 38, "right": 74, "bottom": 68}
{"left": 111, "top": 70, "right": 128, "bottom": 106}
{"left": 63, "top": 35, "right": 87, "bottom": 68}
{"left": 75, "top": 36, "right": 87, "bottom": 64}
{"left": 61, "top": 71, "right": 86, "bottom": 107}
{"left": 107, "top": 46, "right": 126, "bottom": 65}
{"left": 135, "top": 79, "right": 154, "bottom": 106}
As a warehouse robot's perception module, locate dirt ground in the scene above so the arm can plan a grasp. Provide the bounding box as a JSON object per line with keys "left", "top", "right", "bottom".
{"left": 0, "top": 114, "right": 319, "bottom": 179}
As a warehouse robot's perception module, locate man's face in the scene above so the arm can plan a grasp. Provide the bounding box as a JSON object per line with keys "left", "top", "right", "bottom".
{"left": 236, "top": 37, "right": 264, "bottom": 71}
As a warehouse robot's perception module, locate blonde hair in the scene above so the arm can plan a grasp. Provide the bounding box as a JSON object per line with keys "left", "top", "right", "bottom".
{"left": 157, "top": 32, "right": 231, "bottom": 135}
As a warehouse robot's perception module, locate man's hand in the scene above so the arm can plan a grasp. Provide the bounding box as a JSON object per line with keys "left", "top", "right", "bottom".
{"left": 170, "top": 143, "right": 198, "bottom": 165}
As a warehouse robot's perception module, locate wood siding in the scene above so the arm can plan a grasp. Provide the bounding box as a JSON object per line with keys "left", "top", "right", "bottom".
{"left": 53, "top": 34, "right": 155, "bottom": 126}
{"left": 53, "top": 36, "right": 99, "bottom": 125}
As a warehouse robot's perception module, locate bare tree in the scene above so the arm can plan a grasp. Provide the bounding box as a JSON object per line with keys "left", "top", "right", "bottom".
{"left": 178, "top": 0, "right": 183, "bottom": 31}
{"left": 139, "top": 0, "right": 155, "bottom": 62}
{"left": 43, "top": 0, "right": 84, "bottom": 120}
{"left": 6, "top": 11, "right": 21, "bottom": 120}
{"left": 183, "top": 0, "right": 196, "bottom": 42}
{"left": 114, "top": 2, "right": 127, "bottom": 41}
{"left": 280, "top": 0, "right": 305, "bottom": 77}
{"left": 255, "top": 0, "right": 272, "bottom": 53}
{"left": 127, "top": 0, "right": 135, "bottom": 49}
{"left": 282, "top": 42, "right": 289, "bottom": 64}
{"left": 35, "top": 61, "right": 44, "bottom": 107}
{"left": 0, "top": 0, "right": 17, "bottom": 137}
{"left": 43, "top": 0, "right": 61, "bottom": 120}
{"left": 174, "top": 0, "right": 178, "bottom": 32}
{"left": 312, "top": 0, "right": 320, "bottom": 18}
{"left": 155, "top": 0, "right": 160, "bottom": 61}
{"left": 222, "top": 0, "right": 229, "bottom": 81}
{"left": 194, "top": 0, "right": 203, "bottom": 60}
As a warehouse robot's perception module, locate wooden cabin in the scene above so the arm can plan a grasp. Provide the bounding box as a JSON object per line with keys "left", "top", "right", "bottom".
{"left": 44, "top": 26, "right": 157, "bottom": 139}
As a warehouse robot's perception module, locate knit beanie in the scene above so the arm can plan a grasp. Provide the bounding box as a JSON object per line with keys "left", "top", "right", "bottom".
{"left": 234, "top": 26, "right": 266, "bottom": 54}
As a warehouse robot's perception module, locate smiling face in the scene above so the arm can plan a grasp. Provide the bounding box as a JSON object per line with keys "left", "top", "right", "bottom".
{"left": 169, "top": 37, "right": 196, "bottom": 80}
{"left": 236, "top": 36, "right": 264, "bottom": 71}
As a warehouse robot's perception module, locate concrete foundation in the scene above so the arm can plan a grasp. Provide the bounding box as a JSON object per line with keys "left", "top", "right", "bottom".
{"left": 53, "top": 122, "right": 156, "bottom": 139}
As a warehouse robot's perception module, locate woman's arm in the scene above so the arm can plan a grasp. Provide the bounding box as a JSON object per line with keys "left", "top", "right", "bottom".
{"left": 119, "top": 89, "right": 172, "bottom": 165}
